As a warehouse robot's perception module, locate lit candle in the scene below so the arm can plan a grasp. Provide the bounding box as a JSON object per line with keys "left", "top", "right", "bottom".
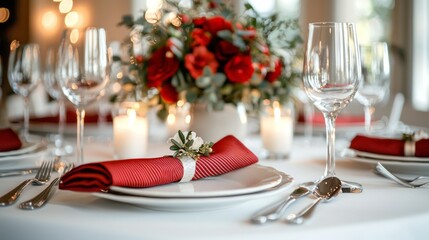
{"left": 166, "top": 100, "right": 190, "bottom": 136}
{"left": 113, "top": 108, "right": 148, "bottom": 159}
{"left": 260, "top": 101, "right": 294, "bottom": 158}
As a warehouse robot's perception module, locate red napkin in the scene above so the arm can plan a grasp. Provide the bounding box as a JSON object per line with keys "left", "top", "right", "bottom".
{"left": 59, "top": 135, "right": 258, "bottom": 192}
{"left": 29, "top": 109, "right": 112, "bottom": 124}
{"left": 350, "top": 135, "right": 429, "bottom": 157}
{"left": 298, "top": 113, "right": 365, "bottom": 126}
{"left": 0, "top": 128, "right": 22, "bottom": 152}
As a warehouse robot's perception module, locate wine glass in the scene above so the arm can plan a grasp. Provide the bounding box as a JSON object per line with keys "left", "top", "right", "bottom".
{"left": 355, "top": 42, "right": 390, "bottom": 134}
{"left": 303, "top": 22, "right": 361, "bottom": 181}
{"left": 43, "top": 47, "right": 72, "bottom": 156}
{"left": 8, "top": 41, "right": 41, "bottom": 142}
{"left": 57, "top": 28, "right": 110, "bottom": 165}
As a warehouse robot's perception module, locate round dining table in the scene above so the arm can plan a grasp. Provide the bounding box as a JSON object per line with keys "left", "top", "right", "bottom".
{"left": 0, "top": 132, "right": 428, "bottom": 240}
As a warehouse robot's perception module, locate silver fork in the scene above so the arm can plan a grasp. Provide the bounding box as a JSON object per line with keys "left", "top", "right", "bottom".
{"left": 19, "top": 162, "right": 74, "bottom": 210}
{"left": 375, "top": 162, "right": 429, "bottom": 188}
{"left": 0, "top": 160, "right": 53, "bottom": 206}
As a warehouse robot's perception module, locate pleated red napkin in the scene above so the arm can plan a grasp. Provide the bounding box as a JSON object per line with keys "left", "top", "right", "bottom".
{"left": 59, "top": 135, "right": 258, "bottom": 192}
{"left": 298, "top": 113, "right": 365, "bottom": 126}
{"left": 350, "top": 135, "right": 429, "bottom": 157}
{"left": 0, "top": 128, "right": 22, "bottom": 152}
{"left": 29, "top": 109, "right": 112, "bottom": 124}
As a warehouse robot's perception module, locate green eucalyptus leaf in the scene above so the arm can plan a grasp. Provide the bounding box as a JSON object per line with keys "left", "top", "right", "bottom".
{"left": 212, "top": 73, "right": 226, "bottom": 87}
{"left": 217, "top": 30, "right": 233, "bottom": 41}
{"left": 178, "top": 130, "right": 186, "bottom": 143}
{"left": 196, "top": 76, "right": 212, "bottom": 88}
{"left": 185, "top": 139, "right": 194, "bottom": 148}
{"left": 171, "top": 138, "right": 182, "bottom": 148}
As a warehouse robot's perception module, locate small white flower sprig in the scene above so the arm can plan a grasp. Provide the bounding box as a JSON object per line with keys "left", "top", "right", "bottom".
{"left": 402, "top": 130, "right": 429, "bottom": 142}
{"left": 168, "top": 130, "right": 214, "bottom": 160}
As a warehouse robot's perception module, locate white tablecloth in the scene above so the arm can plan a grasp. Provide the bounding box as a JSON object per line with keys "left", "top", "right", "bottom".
{"left": 1, "top": 135, "right": 429, "bottom": 240}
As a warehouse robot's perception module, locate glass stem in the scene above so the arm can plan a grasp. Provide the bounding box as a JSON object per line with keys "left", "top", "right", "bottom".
{"left": 304, "top": 103, "right": 314, "bottom": 142}
{"left": 57, "top": 98, "right": 66, "bottom": 148}
{"left": 76, "top": 108, "right": 85, "bottom": 165}
{"left": 323, "top": 113, "right": 337, "bottom": 178}
{"left": 23, "top": 96, "right": 30, "bottom": 142}
{"left": 364, "top": 105, "right": 375, "bottom": 134}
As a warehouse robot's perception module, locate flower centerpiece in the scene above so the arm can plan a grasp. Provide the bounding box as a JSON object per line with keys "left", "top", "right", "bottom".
{"left": 119, "top": 0, "right": 302, "bottom": 120}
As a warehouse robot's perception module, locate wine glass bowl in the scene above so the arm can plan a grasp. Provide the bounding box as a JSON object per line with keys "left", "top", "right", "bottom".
{"left": 303, "top": 22, "right": 361, "bottom": 179}
{"left": 355, "top": 42, "right": 390, "bottom": 133}
{"left": 8, "top": 41, "right": 41, "bottom": 142}
{"left": 58, "top": 27, "right": 110, "bottom": 165}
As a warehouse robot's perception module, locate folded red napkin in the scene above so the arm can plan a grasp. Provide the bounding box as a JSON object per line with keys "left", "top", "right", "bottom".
{"left": 29, "top": 109, "right": 112, "bottom": 124}
{"left": 59, "top": 135, "right": 258, "bottom": 192}
{"left": 298, "top": 113, "right": 365, "bottom": 126}
{"left": 350, "top": 135, "right": 429, "bottom": 157}
{"left": 0, "top": 128, "right": 22, "bottom": 152}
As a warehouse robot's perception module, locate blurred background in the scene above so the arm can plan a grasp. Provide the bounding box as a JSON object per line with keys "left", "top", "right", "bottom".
{"left": 0, "top": 0, "right": 427, "bottom": 127}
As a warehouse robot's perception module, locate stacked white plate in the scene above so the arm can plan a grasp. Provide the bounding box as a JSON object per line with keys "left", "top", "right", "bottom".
{"left": 0, "top": 141, "right": 47, "bottom": 171}
{"left": 343, "top": 148, "right": 429, "bottom": 174}
{"left": 93, "top": 164, "right": 293, "bottom": 212}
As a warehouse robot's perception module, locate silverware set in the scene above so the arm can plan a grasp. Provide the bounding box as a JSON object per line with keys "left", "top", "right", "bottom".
{"left": 251, "top": 176, "right": 343, "bottom": 225}
{"left": 0, "top": 158, "right": 73, "bottom": 209}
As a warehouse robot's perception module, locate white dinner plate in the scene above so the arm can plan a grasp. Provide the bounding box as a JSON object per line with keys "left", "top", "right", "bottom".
{"left": 0, "top": 145, "right": 48, "bottom": 170}
{"left": 93, "top": 171, "right": 293, "bottom": 212}
{"left": 0, "top": 141, "right": 39, "bottom": 157}
{"left": 344, "top": 148, "right": 429, "bottom": 163}
{"left": 109, "top": 164, "right": 283, "bottom": 198}
{"left": 342, "top": 148, "right": 429, "bottom": 174}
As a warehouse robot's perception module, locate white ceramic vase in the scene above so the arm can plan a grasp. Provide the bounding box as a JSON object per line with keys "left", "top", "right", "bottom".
{"left": 189, "top": 103, "right": 247, "bottom": 142}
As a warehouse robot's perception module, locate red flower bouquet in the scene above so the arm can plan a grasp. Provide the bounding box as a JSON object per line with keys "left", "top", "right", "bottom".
{"left": 119, "top": 0, "right": 302, "bottom": 118}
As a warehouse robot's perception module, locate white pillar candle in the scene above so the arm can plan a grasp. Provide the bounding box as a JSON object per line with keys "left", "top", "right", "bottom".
{"left": 113, "top": 109, "right": 148, "bottom": 159}
{"left": 260, "top": 101, "right": 294, "bottom": 157}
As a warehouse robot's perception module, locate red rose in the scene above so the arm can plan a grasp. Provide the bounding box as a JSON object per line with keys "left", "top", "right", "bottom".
{"left": 191, "top": 28, "right": 212, "bottom": 47}
{"left": 160, "top": 82, "right": 179, "bottom": 104}
{"left": 147, "top": 47, "right": 180, "bottom": 88}
{"left": 193, "top": 17, "right": 206, "bottom": 28}
{"left": 215, "top": 40, "right": 239, "bottom": 61}
{"left": 135, "top": 55, "right": 144, "bottom": 64}
{"left": 265, "top": 58, "right": 283, "bottom": 83}
{"left": 203, "top": 16, "right": 232, "bottom": 36}
{"left": 185, "top": 46, "right": 219, "bottom": 79}
{"left": 224, "top": 55, "right": 254, "bottom": 83}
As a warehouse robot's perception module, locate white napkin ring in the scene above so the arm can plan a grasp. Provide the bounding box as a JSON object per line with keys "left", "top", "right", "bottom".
{"left": 404, "top": 141, "right": 416, "bottom": 156}
{"left": 178, "top": 156, "right": 196, "bottom": 183}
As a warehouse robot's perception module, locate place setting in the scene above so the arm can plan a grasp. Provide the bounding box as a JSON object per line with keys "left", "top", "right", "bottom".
{"left": 58, "top": 131, "right": 294, "bottom": 212}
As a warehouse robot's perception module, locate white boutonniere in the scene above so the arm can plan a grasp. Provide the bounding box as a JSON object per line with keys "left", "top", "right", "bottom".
{"left": 168, "top": 130, "right": 213, "bottom": 160}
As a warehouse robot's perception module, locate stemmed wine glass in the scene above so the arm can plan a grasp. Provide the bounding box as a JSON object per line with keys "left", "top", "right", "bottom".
{"left": 8, "top": 41, "right": 41, "bottom": 142}
{"left": 355, "top": 42, "right": 390, "bottom": 134}
{"left": 303, "top": 22, "right": 361, "bottom": 181}
{"left": 43, "top": 48, "right": 72, "bottom": 156}
{"left": 57, "top": 28, "right": 110, "bottom": 165}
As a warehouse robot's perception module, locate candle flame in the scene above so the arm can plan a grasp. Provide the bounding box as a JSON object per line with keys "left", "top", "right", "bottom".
{"left": 273, "top": 101, "right": 281, "bottom": 120}
{"left": 167, "top": 113, "right": 176, "bottom": 125}
{"left": 127, "top": 109, "right": 136, "bottom": 124}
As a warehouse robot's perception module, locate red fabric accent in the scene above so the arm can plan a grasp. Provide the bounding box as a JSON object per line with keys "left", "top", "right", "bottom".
{"left": 59, "top": 135, "right": 258, "bottom": 192}
{"left": 0, "top": 128, "right": 22, "bottom": 152}
{"left": 29, "top": 109, "right": 112, "bottom": 124}
{"left": 297, "top": 113, "right": 365, "bottom": 126}
{"left": 349, "top": 135, "right": 429, "bottom": 157}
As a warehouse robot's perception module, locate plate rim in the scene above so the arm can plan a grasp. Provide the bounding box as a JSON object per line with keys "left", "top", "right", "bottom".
{"left": 346, "top": 148, "right": 429, "bottom": 163}
{"left": 92, "top": 172, "right": 293, "bottom": 211}
{"left": 109, "top": 164, "right": 283, "bottom": 198}
{"left": 0, "top": 142, "right": 39, "bottom": 157}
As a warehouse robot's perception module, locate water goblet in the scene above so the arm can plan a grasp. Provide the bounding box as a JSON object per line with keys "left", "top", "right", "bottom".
{"left": 8, "top": 41, "right": 41, "bottom": 142}
{"left": 303, "top": 22, "right": 362, "bottom": 183}
{"left": 43, "top": 47, "right": 73, "bottom": 156}
{"left": 355, "top": 42, "right": 390, "bottom": 134}
{"left": 57, "top": 28, "right": 110, "bottom": 165}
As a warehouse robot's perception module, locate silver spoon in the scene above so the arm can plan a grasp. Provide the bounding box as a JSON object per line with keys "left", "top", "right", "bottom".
{"left": 251, "top": 186, "right": 310, "bottom": 224}
{"left": 286, "top": 176, "right": 342, "bottom": 224}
